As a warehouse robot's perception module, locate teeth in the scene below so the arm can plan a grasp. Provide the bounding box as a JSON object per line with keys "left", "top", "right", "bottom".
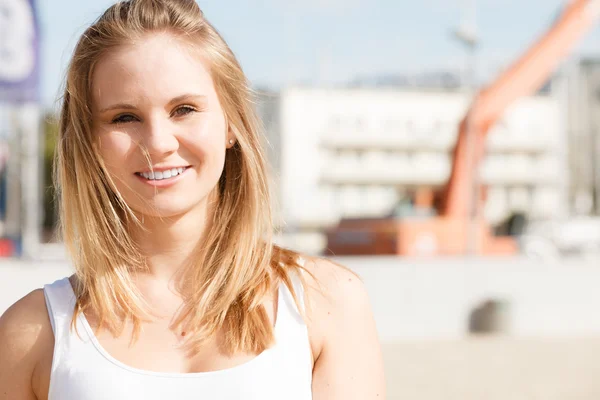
{"left": 138, "top": 167, "right": 186, "bottom": 181}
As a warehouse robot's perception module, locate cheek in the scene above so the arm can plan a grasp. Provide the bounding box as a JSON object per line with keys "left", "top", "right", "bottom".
{"left": 180, "top": 115, "right": 227, "bottom": 160}
{"left": 97, "top": 131, "right": 135, "bottom": 174}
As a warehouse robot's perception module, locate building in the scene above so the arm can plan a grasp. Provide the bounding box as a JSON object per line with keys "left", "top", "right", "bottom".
{"left": 259, "top": 86, "right": 566, "bottom": 254}
{"left": 558, "top": 58, "right": 600, "bottom": 216}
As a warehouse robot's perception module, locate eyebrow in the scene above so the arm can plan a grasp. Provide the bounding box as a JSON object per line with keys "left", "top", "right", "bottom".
{"left": 97, "top": 93, "right": 208, "bottom": 114}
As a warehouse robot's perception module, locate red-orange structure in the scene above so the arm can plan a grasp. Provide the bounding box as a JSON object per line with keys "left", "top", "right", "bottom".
{"left": 327, "top": 0, "right": 600, "bottom": 256}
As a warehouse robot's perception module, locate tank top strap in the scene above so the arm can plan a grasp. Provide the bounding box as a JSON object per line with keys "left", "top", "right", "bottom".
{"left": 275, "top": 258, "right": 309, "bottom": 341}
{"left": 43, "top": 277, "right": 77, "bottom": 339}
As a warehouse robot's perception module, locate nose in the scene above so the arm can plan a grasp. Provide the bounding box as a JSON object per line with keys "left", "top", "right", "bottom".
{"left": 140, "top": 116, "right": 179, "bottom": 157}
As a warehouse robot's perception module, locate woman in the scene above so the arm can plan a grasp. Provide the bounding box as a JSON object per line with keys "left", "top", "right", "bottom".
{"left": 0, "top": 1, "right": 385, "bottom": 399}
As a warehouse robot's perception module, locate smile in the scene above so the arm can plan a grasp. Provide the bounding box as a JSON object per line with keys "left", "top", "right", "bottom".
{"left": 135, "top": 166, "right": 190, "bottom": 181}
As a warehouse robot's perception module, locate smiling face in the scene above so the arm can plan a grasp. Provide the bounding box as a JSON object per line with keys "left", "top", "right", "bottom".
{"left": 92, "top": 33, "right": 235, "bottom": 219}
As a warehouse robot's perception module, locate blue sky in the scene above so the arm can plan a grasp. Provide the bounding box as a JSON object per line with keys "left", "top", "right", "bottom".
{"left": 38, "top": 0, "right": 600, "bottom": 106}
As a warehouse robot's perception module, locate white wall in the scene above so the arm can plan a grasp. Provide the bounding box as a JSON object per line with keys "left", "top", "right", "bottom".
{"left": 3, "top": 256, "right": 600, "bottom": 341}
{"left": 341, "top": 256, "right": 600, "bottom": 342}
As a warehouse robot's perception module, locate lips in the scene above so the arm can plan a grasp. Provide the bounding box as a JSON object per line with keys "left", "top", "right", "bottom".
{"left": 135, "top": 166, "right": 190, "bottom": 181}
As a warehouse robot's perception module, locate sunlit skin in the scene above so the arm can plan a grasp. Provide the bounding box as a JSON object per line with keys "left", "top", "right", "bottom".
{"left": 0, "top": 31, "right": 385, "bottom": 400}
{"left": 92, "top": 33, "right": 236, "bottom": 280}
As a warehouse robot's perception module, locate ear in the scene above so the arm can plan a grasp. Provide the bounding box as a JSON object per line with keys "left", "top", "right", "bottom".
{"left": 226, "top": 125, "right": 236, "bottom": 148}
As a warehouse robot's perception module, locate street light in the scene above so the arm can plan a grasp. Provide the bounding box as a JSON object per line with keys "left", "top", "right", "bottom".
{"left": 452, "top": 0, "right": 479, "bottom": 90}
{"left": 452, "top": 0, "right": 481, "bottom": 255}
{"left": 453, "top": 24, "right": 479, "bottom": 50}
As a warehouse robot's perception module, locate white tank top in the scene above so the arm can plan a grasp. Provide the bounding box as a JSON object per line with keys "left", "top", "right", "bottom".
{"left": 43, "top": 274, "right": 313, "bottom": 400}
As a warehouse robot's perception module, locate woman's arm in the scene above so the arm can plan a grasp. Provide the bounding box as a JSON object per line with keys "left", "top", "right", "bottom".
{"left": 0, "top": 290, "right": 52, "bottom": 400}
{"left": 306, "top": 259, "right": 386, "bottom": 400}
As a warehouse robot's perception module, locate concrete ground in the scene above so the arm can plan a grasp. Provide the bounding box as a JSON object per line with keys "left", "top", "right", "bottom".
{"left": 382, "top": 336, "right": 600, "bottom": 400}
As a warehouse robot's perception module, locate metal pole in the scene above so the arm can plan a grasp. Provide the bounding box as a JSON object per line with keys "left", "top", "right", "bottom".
{"left": 591, "top": 65, "right": 600, "bottom": 215}
{"left": 454, "top": 0, "right": 480, "bottom": 254}
{"left": 467, "top": 42, "right": 480, "bottom": 255}
{"left": 18, "top": 103, "right": 41, "bottom": 259}
{"left": 4, "top": 108, "right": 21, "bottom": 242}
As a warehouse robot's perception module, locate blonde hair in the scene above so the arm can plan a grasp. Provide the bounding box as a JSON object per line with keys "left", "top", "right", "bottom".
{"left": 56, "top": 0, "right": 305, "bottom": 355}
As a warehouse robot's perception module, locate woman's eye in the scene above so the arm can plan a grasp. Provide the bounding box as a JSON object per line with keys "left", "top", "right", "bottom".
{"left": 172, "top": 106, "right": 196, "bottom": 117}
{"left": 111, "top": 114, "right": 138, "bottom": 124}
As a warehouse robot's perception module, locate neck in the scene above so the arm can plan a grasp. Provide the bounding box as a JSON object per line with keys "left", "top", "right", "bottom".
{"left": 132, "top": 198, "right": 214, "bottom": 282}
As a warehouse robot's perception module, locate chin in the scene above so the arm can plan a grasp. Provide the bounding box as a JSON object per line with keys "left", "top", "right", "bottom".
{"left": 119, "top": 181, "right": 217, "bottom": 220}
{"left": 132, "top": 198, "right": 207, "bottom": 220}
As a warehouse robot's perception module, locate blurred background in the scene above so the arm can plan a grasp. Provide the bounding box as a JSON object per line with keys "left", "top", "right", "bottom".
{"left": 2, "top": 0, "right": 600, "bottom": 398}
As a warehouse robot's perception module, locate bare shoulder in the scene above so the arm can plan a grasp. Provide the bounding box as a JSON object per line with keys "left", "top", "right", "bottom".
{"left": 301, "top": 257, "right": 368, "bottom": 310}
{"left": 0, "top": 288, "right": 51, "bottom": 350}
{"left": 0, "top": 289, "right": 53, "bottom": 399}
{"left": 300, "top": 257, "right": 373, "bottom": 351}
{"left": 300, "top": 257, "right": 386, "bottom": 399}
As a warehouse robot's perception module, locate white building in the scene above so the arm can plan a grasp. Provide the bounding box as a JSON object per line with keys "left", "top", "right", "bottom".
{"left": 260, "top": 87, "right": 566, "bottom": 254}
{"left": 557, "top": 58, "right": 600, "bottom": 216}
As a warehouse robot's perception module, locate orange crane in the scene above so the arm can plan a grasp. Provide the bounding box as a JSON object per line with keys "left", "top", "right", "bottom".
{"left": 326, "top": 0, "right": 600, "bottom": 256}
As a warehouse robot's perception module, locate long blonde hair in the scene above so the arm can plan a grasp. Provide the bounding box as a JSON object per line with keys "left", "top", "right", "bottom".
{"left": 55, "top": 0, "right": 304, "bottom": 355}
